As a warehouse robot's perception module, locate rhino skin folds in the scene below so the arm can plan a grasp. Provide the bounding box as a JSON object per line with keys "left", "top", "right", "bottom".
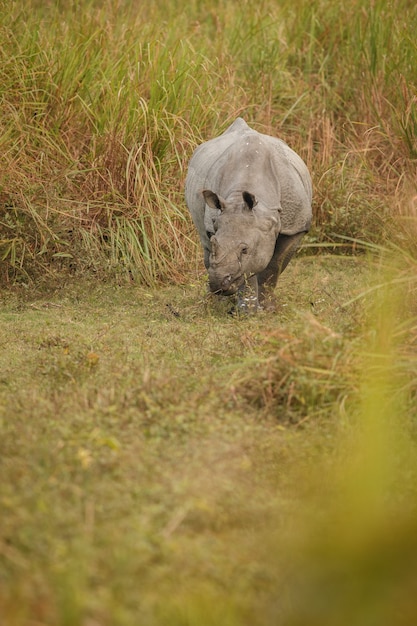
{"left": 185, "top": 118, "right": 312, "bottom": 312}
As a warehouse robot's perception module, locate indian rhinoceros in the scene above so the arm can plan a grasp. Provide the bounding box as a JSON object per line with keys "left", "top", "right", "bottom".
{"left": 185, "top": 118, "right": 312, "bottom": 312}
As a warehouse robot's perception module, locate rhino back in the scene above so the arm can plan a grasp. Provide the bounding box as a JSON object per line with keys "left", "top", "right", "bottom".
{"left": 267, "top": 138, "right": 312, "bottom": 235}
{"left": 185, "top": 119, "right": 250, "bottom": 210}
{"left": 185, "top": 120, "right": 252, "bottom": 242}
{"left": 185, "top": 118, "right": 312, "bottom": 238}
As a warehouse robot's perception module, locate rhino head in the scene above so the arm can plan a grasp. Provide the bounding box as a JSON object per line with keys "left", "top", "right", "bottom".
{"left": 203, "top": 189, "right": 281, "bottom": 295}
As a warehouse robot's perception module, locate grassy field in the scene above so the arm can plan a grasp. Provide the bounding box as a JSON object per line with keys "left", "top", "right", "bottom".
{"left": 1, "top": 0, "right": 417, "bottom": 624}
{"left": 1, "top": 255, "right": 417, "bottom": 625}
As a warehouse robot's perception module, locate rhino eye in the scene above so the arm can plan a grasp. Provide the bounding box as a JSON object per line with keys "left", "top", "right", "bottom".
{"left": 241, "top": 246, "right": 248, "bottom": 255}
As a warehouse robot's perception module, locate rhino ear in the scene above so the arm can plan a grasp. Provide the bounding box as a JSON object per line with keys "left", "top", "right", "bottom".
{"left": 242, "top": 191, "right": 257, "bottom": 211}
{"left": 202, "top": 190, "right": 225, "bottom": 211}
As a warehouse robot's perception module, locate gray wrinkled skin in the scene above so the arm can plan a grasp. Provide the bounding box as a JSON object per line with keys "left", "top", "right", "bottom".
{"left": 185, "top": 118, "right": 312, "bottom": 312}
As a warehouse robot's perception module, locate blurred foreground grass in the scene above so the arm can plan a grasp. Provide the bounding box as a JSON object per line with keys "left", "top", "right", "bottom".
{"left": 1, "top": 255, "right": 416, "bottom": 625}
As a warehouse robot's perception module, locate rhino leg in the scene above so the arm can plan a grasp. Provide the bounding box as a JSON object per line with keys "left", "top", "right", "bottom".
{"left": 203, "top": 245, "right": 211, "bottom": 270}
{"left": 237, "top": 275, "right": 259, "bottom": 313}
{"left": 258, "top": 232, "right": 306, "bottom": 305}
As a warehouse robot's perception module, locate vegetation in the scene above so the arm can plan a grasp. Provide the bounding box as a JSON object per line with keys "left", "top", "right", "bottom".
{"left": 1, "top": 0, "right": 417, "bottom": 624}
{"left": 1, "top": 256, "right": 415, "bottom": 625}
{"left": 1, "top": 0, "right": 416, "bottom": 283}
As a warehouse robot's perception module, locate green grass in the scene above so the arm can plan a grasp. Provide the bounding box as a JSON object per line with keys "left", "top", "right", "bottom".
{"left": 1, "top": 255, "right": 417, "bottom": 625}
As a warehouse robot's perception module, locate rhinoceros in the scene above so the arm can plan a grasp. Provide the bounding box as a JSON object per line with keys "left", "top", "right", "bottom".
{"left": 185, "top": 118, "right": 312, "bottom": 311}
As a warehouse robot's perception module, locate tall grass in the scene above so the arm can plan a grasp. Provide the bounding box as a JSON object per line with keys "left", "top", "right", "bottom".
{"left": 1, "top": 0, "right": 416, "bottom": 284}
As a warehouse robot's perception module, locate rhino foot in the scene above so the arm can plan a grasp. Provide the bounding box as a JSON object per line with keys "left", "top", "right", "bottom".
{"left": 235, "top": 275, "right": 260, "bottom": 314}
{"left": 237, "top": 294, "right": 260, "bottom": 314}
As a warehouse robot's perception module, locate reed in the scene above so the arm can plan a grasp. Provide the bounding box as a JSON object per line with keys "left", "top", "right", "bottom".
{"left": 1, "top": 0, "right": 416, "bottom": 284}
